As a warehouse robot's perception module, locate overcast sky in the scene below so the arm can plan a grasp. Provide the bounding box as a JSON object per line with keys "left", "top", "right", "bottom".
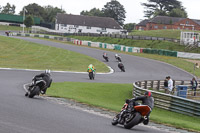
{"left": 1, "top": 0, "right": 200, "bottom": 24}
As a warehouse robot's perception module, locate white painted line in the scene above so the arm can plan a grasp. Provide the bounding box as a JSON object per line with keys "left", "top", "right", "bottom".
{"left": 0, "top": 66, "right": 114, "bottom": 74}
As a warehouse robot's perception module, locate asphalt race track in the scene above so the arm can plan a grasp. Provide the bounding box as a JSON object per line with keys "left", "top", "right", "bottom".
{"left": 0, "top": 35, "right": 193, "bottom": 133}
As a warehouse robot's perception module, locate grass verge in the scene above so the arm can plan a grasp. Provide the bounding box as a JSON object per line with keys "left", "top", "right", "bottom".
{"left": 0, "top": 36, "right": 109, "bottom": 72}
{"left": 69, "top": 35, "right": 200, "bottom": 53}
{"left": 47, "top": 82, "right": 200, "bottom": 132}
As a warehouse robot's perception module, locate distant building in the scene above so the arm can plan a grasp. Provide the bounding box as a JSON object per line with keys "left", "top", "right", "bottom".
{"left": 136, "top": 16, "right": 200, "bottom": 31}
{"left": 55, "top": 13, "right": 123, "bottom": 34}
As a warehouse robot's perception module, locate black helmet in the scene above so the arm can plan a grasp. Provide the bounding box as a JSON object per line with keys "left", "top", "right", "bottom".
{"left": 144, "top": 91, "right": 152, "bottom": 97}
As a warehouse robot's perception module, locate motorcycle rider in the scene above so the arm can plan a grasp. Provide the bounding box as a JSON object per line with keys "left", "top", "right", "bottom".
{"left": 87, "top": 64, "right": 95, "bottom": 73}
{"left": 118, "top": 62, "right": 124, "bottom": 72}
{"left": 115, "top": 54, "right": 121, "bottom": 61}
{"left": 25, "top": 69, "right": 52, "bottom": 96}
{"left": 118, "top": 91, "right": 154, "bottom": 125}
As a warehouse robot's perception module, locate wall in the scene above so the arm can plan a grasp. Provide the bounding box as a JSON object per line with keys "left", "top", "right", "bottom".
{"left": 55, "top": 24, "right": 122, "bottom": 34}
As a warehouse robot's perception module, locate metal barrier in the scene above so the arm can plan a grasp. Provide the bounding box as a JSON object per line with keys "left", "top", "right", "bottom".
{"left": 133, "top": 82, "right": 200, "bottom": 117}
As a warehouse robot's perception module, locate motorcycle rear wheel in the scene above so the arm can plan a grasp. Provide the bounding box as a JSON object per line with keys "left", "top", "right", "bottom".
{"left": 124, "top": 112, "right": 141, "bottom": 129}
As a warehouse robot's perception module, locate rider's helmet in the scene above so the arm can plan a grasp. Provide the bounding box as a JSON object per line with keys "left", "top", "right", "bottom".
{"left": 115, "top": 54, "right": 118, "bottom": 57}
{"left": 45, "top": 69, "right": 51, "bottom": 75}
{"left": 144, "top": 91, "right": 152, "bottom": 97}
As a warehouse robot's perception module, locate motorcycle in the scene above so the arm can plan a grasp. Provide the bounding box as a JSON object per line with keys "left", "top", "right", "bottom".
{"left": 112, "top": 101, "right": 151, "bottom": 129}
{"left": 88, "top": 69, "right": 95, "bottom": 80}
{"left": 115, "top": 55, "right": 122, "bottom": 62}
{"left": 103, "top": 55, "right": 109, "bottom": 62}
{"left": 118, "top": 63, "right": 125, "bottom": 72}
{"left": 25, "top": 77, "right": 47, "bottom": 98}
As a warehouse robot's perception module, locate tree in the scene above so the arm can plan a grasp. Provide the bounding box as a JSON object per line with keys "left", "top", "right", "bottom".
{"left": 43, "top": 5, "right": 66, "bottom": 23}
{"left": 19, "top": 3, "right": 45, "bottom": 22}
{"left": 24, "top": 15, "right": 34, "bottom": 29}
{"left": 80, "top": 8, "right": 104, "bottom": 17}
{"left": 169, "top": 8, "right": 187, "bottom": 18}
{"left": 102, "top": 0, "right": 126, "bottom": 26}
{"left": 123, "top": 23, "right": 135, "bottom": 32}
{"left": 1, "top": 3, "right": 15, "bottom": 14}
{"left": 142, "top": 0, "right": 186, "bottom": 18}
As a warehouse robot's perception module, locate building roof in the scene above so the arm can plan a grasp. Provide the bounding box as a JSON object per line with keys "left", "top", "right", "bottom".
{"left": 136, "top": 19, "right": 149, "bottom": 26}
{"left": 192, "top": 19, "right": 200, "bottom": 25}
{"left": 148, "top": 16, "right": 185, "bottom": 25}
{"left": 56, "top": 13, "right": 122, "bottom": 29}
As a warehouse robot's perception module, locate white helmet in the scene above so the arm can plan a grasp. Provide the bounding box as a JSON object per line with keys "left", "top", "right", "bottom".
{"left": 45, "top": 69, "right": 51, "bottom": 74}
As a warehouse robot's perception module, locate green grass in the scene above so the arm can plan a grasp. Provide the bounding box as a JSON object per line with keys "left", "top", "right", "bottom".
{"left": 69, "top": 35, "right": 200, "bottom": 53}
{"left": 47, "top": 82, "right": 200, "bottom": 132}
{"left": 0, "top": 36, "right": 109, "bottom": 72}
{"left": 129, "top": 29, "right": 200, "bottom": 39}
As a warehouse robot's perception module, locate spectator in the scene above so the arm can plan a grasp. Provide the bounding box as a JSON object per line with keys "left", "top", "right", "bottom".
{"left": 191, "top": 77, "right": 198, "bottom": 96}
{"left": 167, "top": 76, "right": 173, "bottom": 94}
{"left": 164, "top": 77, "right": 168, "bottom": 93}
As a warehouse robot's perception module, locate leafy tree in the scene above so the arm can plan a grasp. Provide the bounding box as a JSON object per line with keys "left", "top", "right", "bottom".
{"left": 142, "top": 0, "right": 186, "bottom": 18}
{"left": 19, "top": 3, "right": 45, "bottom": 22}
{"left": 43, "top": 5, "right": 66, "bottom": 23}
{"left": 102, "top": 0, "right": 126, "bottom": 26}
{"left": 1, "top": 3, "right": 15, "bottom": 14}
{"left": 0, "top": 5, "right": 2, "bottom": 12}
{"left": 169, "top": 8, "right": 187, "bottom": 18}
{"left": 24, "top": 15, "right": 34, "bottom": 28}
{"left": 80, "top": 8, "right": 104, "bottom": 17}
{"left": 123, "top": 23, "right": 135, "bottom": 32}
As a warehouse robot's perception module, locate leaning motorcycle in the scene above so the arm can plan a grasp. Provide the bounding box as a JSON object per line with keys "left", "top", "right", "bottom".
{"left": 103, "top": 55, "right": 109, "bottom": 62}
{"left": 111, "top": 101, "right": 151, "bottom": 129}
{"left": 26, "top": 77, "right": 47, "bottom": 98}
{"left": 88, "top": 69, "right": 95, "bottom": 80}
{"left": 115, "top": 55, "right": 122, "bottom": 62}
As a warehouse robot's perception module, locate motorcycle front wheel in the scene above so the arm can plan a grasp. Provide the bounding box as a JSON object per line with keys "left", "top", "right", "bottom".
{"left": 111, "top": 114, "right": 120, "bottom": 125}
{"left": 124, "top": 112, "right": 141, "bottom": 129}
{"left": 29, "top": 86, "right": 40, "bottom": 98}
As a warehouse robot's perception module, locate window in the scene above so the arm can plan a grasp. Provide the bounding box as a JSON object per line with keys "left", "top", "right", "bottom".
{"left": 186, "top": 21, "right": 189, "bottom": 24}
{"left": 64, "top": 24, "right": 67, "bottom": 27}
{"left": 154, "top": 25, "right": 158, "bottom": 29}
{"left": 177, "top": 27, "right": 180, "bottom": 30}
{"left": 102, "top": 28, "right": 106, "bottom": 30}
{"left": 74, "top": 25, "right": 79, "bottom": 28}
{"left": 87, "top": 26, "right": 91, "bottom": 29}
{"left": 163, "top": 26, "right": 167, "bottom": 29}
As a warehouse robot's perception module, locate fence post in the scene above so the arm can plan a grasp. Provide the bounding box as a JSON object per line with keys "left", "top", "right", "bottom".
{"left": 157, "top": 80, "right": 160, "bottom": 90}
{"left": 151, "top": 81, "right": 154, "bottom": 89}
{"left": 145, "top": 81, "right": 148, "bottom": 89}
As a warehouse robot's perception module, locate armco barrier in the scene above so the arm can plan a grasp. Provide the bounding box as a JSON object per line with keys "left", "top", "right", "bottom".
{"left": 133, "top": 82, "right": 200, "bottom": 117}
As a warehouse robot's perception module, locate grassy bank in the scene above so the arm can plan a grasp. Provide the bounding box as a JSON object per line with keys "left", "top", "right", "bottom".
{"left": 69, "top": 35, "right": 200, "bottom": 53}
{"left": 47, "top": 82, "right": 200, "bottom": 132}
{"left": 0, "top": 25, "right": 28, "bottom": 31}
{"left": 0, "top": 36, "right": 109, "bottom": 72}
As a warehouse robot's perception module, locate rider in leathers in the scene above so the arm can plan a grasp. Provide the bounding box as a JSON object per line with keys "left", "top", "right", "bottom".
{"left": 25, "top": 70, "right": 52, "bottom": 96}
{"left": 119, "top": 91, "right": 154, "bottom": 125}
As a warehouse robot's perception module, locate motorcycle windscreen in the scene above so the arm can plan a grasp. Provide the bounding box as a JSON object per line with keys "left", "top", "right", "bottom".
{"left": 134, "top": 105, "right": 151, "bottom": 116}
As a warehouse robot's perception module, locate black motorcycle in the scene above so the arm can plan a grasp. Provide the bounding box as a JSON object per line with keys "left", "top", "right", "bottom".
{"left": 118, "top": 63, "right": 125, "bottom": 72}
{"left": 115, "top": 55, "right": 122, "bottom": 62}
{"left": 103, "top": 55, "right": 109, "bottom": 62}
{"left": 88, "top": 69, "right": 95, "bottom": 80}
{"left": 25, "top": 77, "right": 47, "bottom": 98}
{"left": 112, "top": 101, "right": 151, "bottom": 129}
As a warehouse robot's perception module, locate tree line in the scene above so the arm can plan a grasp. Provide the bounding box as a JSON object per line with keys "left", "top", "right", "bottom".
{"left": 0, "top": 0, "right": 188, "bottom": 31}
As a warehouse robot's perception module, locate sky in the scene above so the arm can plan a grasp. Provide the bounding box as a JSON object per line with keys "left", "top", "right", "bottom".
{"left": 1, "top": 0, "right": 200, "bottom": 24}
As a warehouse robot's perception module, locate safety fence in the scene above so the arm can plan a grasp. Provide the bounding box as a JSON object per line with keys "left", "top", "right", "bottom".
{"left": 32, "top": 31, "right": 180, "bottom": 43}
{"left": 133, "top": 81, "right": 200, "bottom": 117}
{"left": 10, "top": 33, "right": 200, "bottom": 59}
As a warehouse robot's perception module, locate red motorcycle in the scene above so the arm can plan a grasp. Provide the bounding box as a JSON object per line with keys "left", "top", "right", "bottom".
{"left": 112, "top": 101, "right": 151, "bottom": 129}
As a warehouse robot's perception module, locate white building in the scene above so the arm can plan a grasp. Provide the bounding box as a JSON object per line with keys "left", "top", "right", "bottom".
{"left": 55, "top": 13, "right": 123, "bottom": 34}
